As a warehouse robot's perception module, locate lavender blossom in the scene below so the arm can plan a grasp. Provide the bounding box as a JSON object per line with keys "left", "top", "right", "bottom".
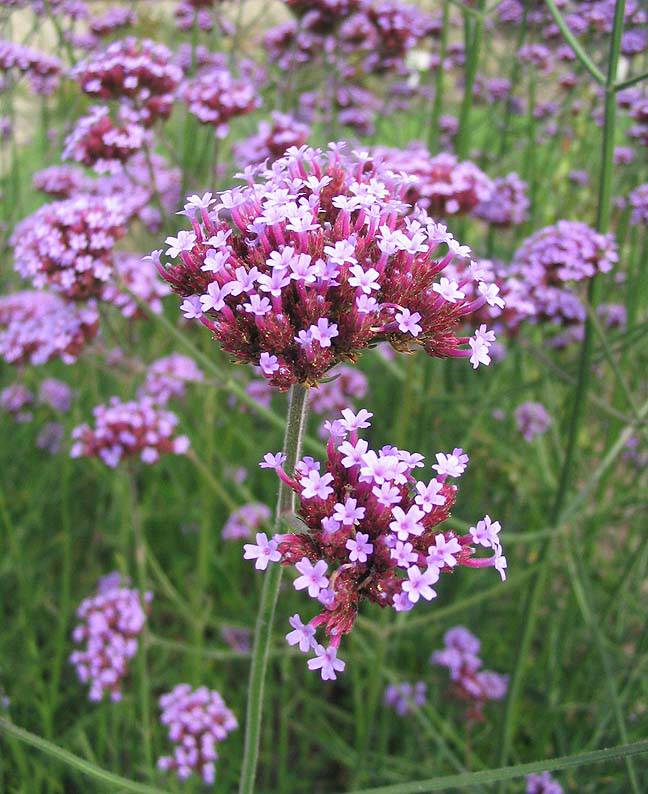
{"left": 514, "top": 401, "right": 552, "bottom": 442}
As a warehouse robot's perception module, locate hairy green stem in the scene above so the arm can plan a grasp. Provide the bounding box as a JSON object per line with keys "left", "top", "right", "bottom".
{"left": 239, "top": 384, "right": 309, "bottom": 794}
{"left": 498, "top": 0, "right": 628, "bottom": 777}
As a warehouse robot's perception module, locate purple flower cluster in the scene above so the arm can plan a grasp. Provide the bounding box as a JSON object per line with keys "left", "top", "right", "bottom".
{"left": 157, "top": 144, "right": 501, "bottom": 389}
{"left": 384, "top": 681, "right": 426, "bottom": 715}
{"left": 32, "top": 165, "right": 90, "bottom": 198}
{"left": 378, "top": 146, "right": 494, "bottom": 216}
{"left": 12, "top": 196, "right": 126, "bottom": 300}
{"left": 38, "top": 378, "right": 73, "bottom": 413}
{"left": 514, "top": 401, "right": 552, "bottom": 442}
{"left": 70, "top": 396, "right": 190, "bottom": 467}
{"left": 70, "top": 572, "right": 152, "bottom": 702}
{"left": 62, "top": 105, "right": 148, "bottom": 174}
{"left": 182, "top": 66, "right": 260, "bottom": 138}
{"left": 629, "top": 183, "right": 648, "bottom": 226}
{"left": 431, "top": 626, "right": 508, "bottom": 721}
{"left": 223, "top": 502, "right": 272, "bottom": 540}
{"left": 72, "top": 38, "right": 182, "bottom": 127}
{"left": 0, "top": 40, "right": 62, "bottom": 95}
{"left": 0, "top": 383, "right": 34, "bottom": 423}
{"left": 245, "top": 408, "right": 506, "bottom": 679}
{"left": 0, "top": 291, "right": 99, "bottom": 366}
{"left": 473, "top": 173, "right": 529, "bottom": 227}
{"left": 509, "top": 220, "right": 618, "bottom": 326}
{"left": 102, "top": 252, "right": 171, "bottom": 319}
{"left": 234, "top": 112, "right": 311, "bottom": 168}
{"left": 88, "top": 6, "right": 136, "bottom": 38}
{"left": 157, "top": 684, "right": 238, "bottom": 785}
{"left": 525, "top": 771, "right": 563, "bottom": 794}
{"left": 139, "top": 353, "right": 204, "bottom": 405}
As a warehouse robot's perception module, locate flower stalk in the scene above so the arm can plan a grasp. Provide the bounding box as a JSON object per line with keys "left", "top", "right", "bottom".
{"left": 239, "top": 383, "right": 309, "bottom": 794}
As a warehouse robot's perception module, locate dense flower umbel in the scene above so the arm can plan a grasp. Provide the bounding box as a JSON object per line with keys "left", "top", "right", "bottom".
{"left": 139, "top": 353, "right": 204, "bottom": 405}
{"left": 102, "top": 252, "right": 171, "bottom": 319}
{"left": 245, "top": 409, "right": 506, "bottom": 679}
{"left": 473, "top": 173, "right": 529, "bottom": 227}
{"left": 234, "top": 112, "right": 311, "bottom": 168}
{"left": 0, "top": 291, "right": 99, "bottom": 366}
{"left": 70, "top": 572, "right": 152, "bottom": 702}
{"left": 223, "top": 502, "right": 272, "bottom": 540}
{"left": 156, "top": 144, "right": 501, "bottom": 389}
{"left": 514, "top": 401, "right": 552, "bottom": 442}
{"left": 38, "top": 378, "right": 73, "bottom": 413}
{"left": 70, "top": 396, "right": 190, "bottom": 467}
{"left": 12, "top": 196, "right": 126, "bottom": 300}
{"left": 71, "top": 38, "right": 182, "bottom": 127}
{"left": 157, "top": 685, "right": 238, "bottom": 785}
{"left": 0, "top": 383, "right": 34, "bottom": 423}
{"left": 525, "top": 771, "right": 563, "bottom": 794}
{"left": 62, "top": 105, "right": 148, "bottom": 174}
{"left": 509, "top": 220, "right": 618, "bottom": 326}
{"left": 377, "top": 146, "right": 494, "bottom": 216}
{"left": 431, "top": 626, "right": 508, "bottom": 721}
{"left": 32, "top": 165, "right": 90, "bottom": 198}
{"left": 182, "top": 67, "right": 260, "bottom": 138}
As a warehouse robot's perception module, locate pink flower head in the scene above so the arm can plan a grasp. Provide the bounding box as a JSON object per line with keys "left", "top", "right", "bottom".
{"left": 157, "top": 145, "right": 499, "bottom": 389}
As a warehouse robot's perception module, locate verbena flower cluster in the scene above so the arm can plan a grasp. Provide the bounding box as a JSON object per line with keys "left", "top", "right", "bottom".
{"left": 12, "top": 196, "right": 126, "bottom": 300}
{"left": 70, "top": 572, "right": 152, "bottom": 702}
{"left": 473, "top": 173, "right": 529, "bottom": 227}
{"left": 62, "top": 105, "right": 148, "bottom": 174}
{"left": 157, "top": 685, "right": 238, "bottom": 785}
{"left": 139, "top": 353, "right": 204, "bottom": 405}
{"left": 245, "top": 408, "right": 506, "bottom": 679}
{"left": 157, "top": 144, "right": 502, "bottom": 389}
{"left": 0, "top": 291, "right": 99, "bottom": 366}
{"left": 38, "top": 378, "right": 73, "bottom": 413}
{"left": 70, "top": 396, "right": 190, "bottom": 467}
{"left": 32, "top": 165, "right": 90, "bottom": 198}
{"left": 223, "top": 502, "right": 272, "bottom": 541}
{"left": 378, "top": 146, "right": 494, "bottom": 216}
{"left": 514, "top": 401, "right": 552, "bottom": 442}
{"left": 0, "top": 383, "right": 34, "bottom": 423}
{"left": 0, "top": 40, "right": 62, "bottom": 94}
{"left": 384, "top": 681, "right": 426, "bottom": 716}
{"left": 71, "top": 38, "right": 182, "bottom": 126}
{"left": 102, "top": 252, "right": 171, "bottom": 318}
{"left": 509, "top": 220, "right": 618, "bottom": 326}
{"left": 234, "top": 112, "right": 311, "bottom": 168}
{"left": 431, "top": 626, "right": 508, "bottom": 721}
{"left": 182, "top": 66, "right": 260, "bottom": 138}
{"left": 525, "top": 771, "right": 563, "bottom": 794}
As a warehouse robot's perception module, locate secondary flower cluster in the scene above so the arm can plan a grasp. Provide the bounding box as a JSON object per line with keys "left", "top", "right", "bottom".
{"left": 0, "top": 39, "right": 62, "bottom": 95}
{"left": 62, "top": 105, "right": 148, "bottom": 174}
{"left": 12, "top": 196, "right": 126, "bottom": 300}
{"left": 33, "top": 165, "right": 90, "bottom": 198}
{"left": 223, "top": 502, "right": 272, "bottom": 541}
{"left": 431, "top": 626, "right": 508, "bottom": 721}
{"left": 234, "top": 112, "right": 311, "bottom": 168}
{"left": 473, "top": 173, "right": 529, "bottom": 227}
{"left": 384, "top": 681, "right": 426, "bottom": 716}
{"left": 38, "top": 378, "right": 73, "bottom": 413}
{"left": 378, "top": 146, "right": 494, "bottom": 216}
{"left": 157, "top": 144, "right": 502, "bottom": 389}
{"left": 309, "top": 365, "right": 368, "bottom": 417}
{"left": 509, "top": 220, "right": 618, "bottom": 326}
{"left": 182, "top": 66, "right": 260, "bottom": 138}
{"left": 0, "top": 383, "right": 34, "bottom": 423}
{"left": 245, "top": 408, "right": 506, "bottom": 679}
{"left": 0, "top": 291, "right": 99, "bottom": 366}
{"left": 69, "top": 572, "right": 152, "bottom": 702}
{"left": 72, "top": 38, "right": 182, "bottom": 126}
{"left": 70, "top": 396, "right": 190, "bottom": 467}
{"left": 157, "top": 685, "right": 238, "bottom": 785}
{"left": 139, "top": 353, "right": 204, "bottom": 405}
{"left": 514, "top": 401, "right": 552, "bottom": 442}
{"left": 102, "top": 252, "right": 171, "bottom": 319}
